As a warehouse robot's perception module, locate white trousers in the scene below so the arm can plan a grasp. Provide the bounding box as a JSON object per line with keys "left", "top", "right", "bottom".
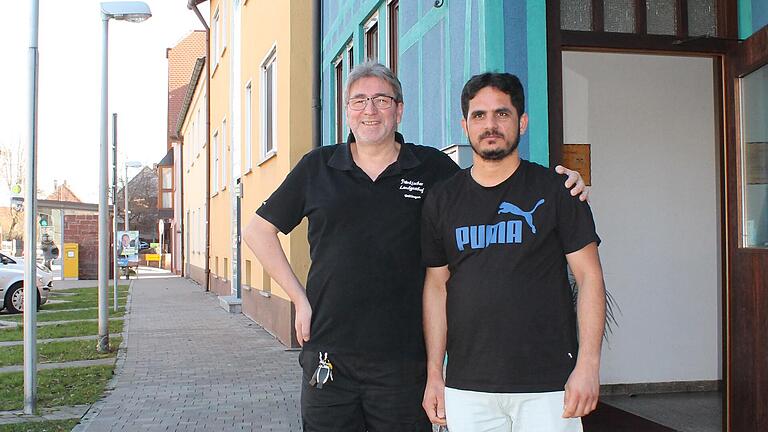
{"left": 444, "top": 387, "right": 583, "bottom": 432}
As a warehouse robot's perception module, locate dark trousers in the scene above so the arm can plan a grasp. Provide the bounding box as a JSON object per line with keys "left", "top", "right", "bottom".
{"left": 300, "top": 349, "right": 432, "bottom": 432}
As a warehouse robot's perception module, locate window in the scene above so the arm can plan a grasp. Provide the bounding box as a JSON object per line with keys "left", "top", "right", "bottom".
{"left": 245, "top": 81, "right": 252, "bottom": 172}
{"left": 245, "top": 259, "right": 252, "bottom": 287}
{"left": 159, "top": 166, "right": 173, "bottom": 209}
{"left": 365, "top": 17, "right": 379, "bottom": 61}
{"left": 212, "top": 130, "right": 219, "bottom": 193}
{"left": 221, "top": 118, "right": 227, "bottom": 190}
{"left": 261, "top": 47, "right": 277, "bottom": 159}
{"left": 212, "top": 8, "right": 220, "bottom": 67}
{"left": 739, "top": 64, "right": 768, "bottom": 248}
{"left": 219, "top": 4, "right": 227, "bottom": 56}
{"left": 334, "top": 58, "right": 344, "bottom": 143}
{"left": 388, "top": 0, "right": 399, "bottom": 74}
{"left": 347, "top": 44, "right": 354, "bottom": 71}
{"left": 560, "top": 0, "right": 720, "bottom": 37}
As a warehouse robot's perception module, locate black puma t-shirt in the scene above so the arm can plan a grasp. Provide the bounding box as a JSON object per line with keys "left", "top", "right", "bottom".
{"left": 421, "top": 159, "right": 601, "bottom": 393}
{"left": 257, "top": 134, "right": 459, "bottom": 357}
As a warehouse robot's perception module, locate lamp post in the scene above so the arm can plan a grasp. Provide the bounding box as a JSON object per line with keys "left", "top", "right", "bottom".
{"left": 24, "top": 0, "right": 40, "bottom": 415}
{"left": 99, "top": 1, "right": 151, "bottom": 353}
{"left": 124, "top": 160, "right": 142, "bottom": 232}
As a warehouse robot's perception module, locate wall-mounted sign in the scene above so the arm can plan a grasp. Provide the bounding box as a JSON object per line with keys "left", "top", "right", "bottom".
{"left": 563, "top": 144, "right": 592, "bottom": 186}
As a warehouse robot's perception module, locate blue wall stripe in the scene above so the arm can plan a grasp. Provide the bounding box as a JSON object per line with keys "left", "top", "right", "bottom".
{"left": 483, "top": 0, "right": 505, "bottom": 72}
{"left": 463, "top": 1, "right": 472, "bottom": 83}
{"left": 479, "top": 0, "right": 487, "bottom": 68}
{"left": 418, "top": 40, "right": 424, "bottom": 146}
{"left": 526, "top": 1, "right": 549, "bottom": 166}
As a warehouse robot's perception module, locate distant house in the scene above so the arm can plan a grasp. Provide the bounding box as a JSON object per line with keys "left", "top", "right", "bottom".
{"left": 162, "top": 30, "right": 207, "bottom": 275}
{"left": 116, "top": 166, "right": 159, "bottom": 243}
{"left": 46, "top": 180, "right": 82, "bottom": 203}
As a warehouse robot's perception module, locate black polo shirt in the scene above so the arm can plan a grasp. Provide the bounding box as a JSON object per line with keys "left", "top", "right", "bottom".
{"left": 256, "top": 133, "right": 459, "bottom": 357}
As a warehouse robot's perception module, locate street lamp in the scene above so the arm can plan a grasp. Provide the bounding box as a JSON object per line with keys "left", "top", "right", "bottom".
{"left": 124, "top": 160, "right": 142, "bottom": 232}
{"left": 99, "top": 1, "right": 151, "bottom": 354}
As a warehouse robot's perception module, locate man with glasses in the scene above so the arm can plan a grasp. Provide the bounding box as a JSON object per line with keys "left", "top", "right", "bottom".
{"left": 244, "top": 61, "right": 587, "bottom": 432}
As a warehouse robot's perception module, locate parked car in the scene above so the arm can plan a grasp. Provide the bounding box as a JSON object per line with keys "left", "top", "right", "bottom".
{"left": 0, "top": 252, "right": 52, "bottom": 314}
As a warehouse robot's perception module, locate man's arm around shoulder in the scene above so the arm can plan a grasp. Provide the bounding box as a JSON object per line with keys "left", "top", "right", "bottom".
{"left": 243, "top": 214, "right": 312, "bottom": 346}
{"left": 422, "top": 265, "right": 450, "bottom": 427}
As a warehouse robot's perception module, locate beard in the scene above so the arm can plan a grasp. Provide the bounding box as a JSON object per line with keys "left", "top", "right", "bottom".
{"left": 469, "top": 128, "right": 521, "bottom": 161}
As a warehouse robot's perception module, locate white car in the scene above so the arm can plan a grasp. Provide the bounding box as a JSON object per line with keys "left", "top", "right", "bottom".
{"left": 0, "top": 252, "right": 52, "bottom": 314}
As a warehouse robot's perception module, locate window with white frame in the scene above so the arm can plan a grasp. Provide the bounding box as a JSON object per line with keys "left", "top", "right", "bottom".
{"left": 334, "top": 57, "right": 344, "bottom": 143}
{"left": 158, "top": 165, "right": 173, "bottom": 209}
{"left": 221, "top": 118, "right": 227, "bottom": 190}
{"left": 261, "top": 47, "right": 277, "bottom": 159}
{"left": 219, "top": 4, "right": 226, "bottom": 57}
{"left": 212, "top": 9, "right": 220, "bottom": 67}
{"left": 244, "top": 81, "right": 252, "bottom": 172}
{"left": 212, "top": 130, "right": 219, "bottom": 193}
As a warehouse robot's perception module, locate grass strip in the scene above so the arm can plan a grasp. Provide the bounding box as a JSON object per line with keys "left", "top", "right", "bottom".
{"left": 0, "top": 419, "right": 80, "bottom": 432}
{"left": 0, "top": 366, "right": 113, "bottom": 411}
{"left": 0, "top": 320, "right": 124, "bottom": 343}
{"left": 49, "top": 287, "right": 129, "bottom": 297}
{"left": 0, "top": 337, "right": 121, "bottom": 367}
{"left": 3, "top": 309, "right": 125, "bottom": 323}
{"left": 42, "top": 298, "right": 127, "bottom": 312}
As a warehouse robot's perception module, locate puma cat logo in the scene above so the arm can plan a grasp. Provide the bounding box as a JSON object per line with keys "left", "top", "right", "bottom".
{"left": 498, "top": 199, "right": 545, "bottom": 234}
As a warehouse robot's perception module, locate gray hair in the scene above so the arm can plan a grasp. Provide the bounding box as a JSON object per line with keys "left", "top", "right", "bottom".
{"left": 345, "top": 61, "right": 403, "bottom": 104}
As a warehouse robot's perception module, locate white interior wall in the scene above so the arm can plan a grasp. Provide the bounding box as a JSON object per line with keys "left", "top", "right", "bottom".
{"left": 562, "top": 52, "right": 722, "bottom": 384}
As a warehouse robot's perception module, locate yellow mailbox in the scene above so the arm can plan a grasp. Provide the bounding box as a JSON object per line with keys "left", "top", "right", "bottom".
{"left": 63, "top": 243, "right": 79, "bottom": 280}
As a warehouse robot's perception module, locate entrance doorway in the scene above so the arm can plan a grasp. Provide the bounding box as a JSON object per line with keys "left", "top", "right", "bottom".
{"left": 562, "top": 51, "right": 723, "bottom": 431}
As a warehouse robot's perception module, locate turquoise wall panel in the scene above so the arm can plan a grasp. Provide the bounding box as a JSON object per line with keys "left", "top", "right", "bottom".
{"left": 320, "top": 0, "right": 551, "bottom": 163}
{"left": 399, "top": 45, "right": 420, "bottom": 141}
{"left": 739, "top": 0, "right": 768, "bottom": 39}
{"left": 753, "top": 0, "right": 768, "bottom": 35}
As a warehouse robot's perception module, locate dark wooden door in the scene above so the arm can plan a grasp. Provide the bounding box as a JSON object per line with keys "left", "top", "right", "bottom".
{"left": 726, "top": 25, "right": 768, "bottom": 432}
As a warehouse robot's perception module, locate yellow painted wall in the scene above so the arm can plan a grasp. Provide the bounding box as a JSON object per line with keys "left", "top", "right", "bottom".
{"left": 180, "top": 66, "right": 208, "bottom": 276}
{"left": 209, "top": 0, "right": 232, "bottom": 285}
{"left": 238, "top": 0, "right": 313, "bottom": 302}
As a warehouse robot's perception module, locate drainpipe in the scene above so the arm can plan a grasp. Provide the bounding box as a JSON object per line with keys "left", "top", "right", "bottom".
{"left": 178, "top": 137, "right": 184, "bottom": 277}
{"left": 188, "top": 0, "right": 211, "bottom": 291}
{"left": 312, "top": 0, "right": 321, "bottom": 148}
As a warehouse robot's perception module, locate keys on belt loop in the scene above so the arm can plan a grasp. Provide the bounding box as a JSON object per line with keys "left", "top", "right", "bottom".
{"left": 308, "top": 352, "right": 334, "bottom": 389}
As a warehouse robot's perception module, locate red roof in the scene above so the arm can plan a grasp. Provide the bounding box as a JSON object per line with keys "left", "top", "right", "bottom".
{"left": 167, "top": 30, "right": 206, "bottom": 147}
{"left": 46, "top": 182, "right": 82, "bottom": 203}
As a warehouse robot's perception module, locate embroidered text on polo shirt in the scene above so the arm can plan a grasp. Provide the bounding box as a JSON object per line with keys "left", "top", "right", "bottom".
{"left": 400, "top": 178, "right": 425, "bottom": 200}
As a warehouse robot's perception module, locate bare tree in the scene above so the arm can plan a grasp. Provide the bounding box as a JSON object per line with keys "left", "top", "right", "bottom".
{"left": 115, "top": 166, "right": 159, "bottom": 242}
{"left": 0, "top": 141, "right": 26, "bottom": 240}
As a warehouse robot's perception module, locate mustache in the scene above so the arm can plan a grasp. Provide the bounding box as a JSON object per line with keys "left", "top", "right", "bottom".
{"left": 479, "top": 129, "right": 505, "bottom": 140}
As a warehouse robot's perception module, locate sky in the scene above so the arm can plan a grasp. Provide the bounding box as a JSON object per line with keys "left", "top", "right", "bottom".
{"left": 0, "top": 0, "right": 209, "bottom": 203}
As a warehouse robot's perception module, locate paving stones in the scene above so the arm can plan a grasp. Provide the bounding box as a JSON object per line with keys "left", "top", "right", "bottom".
{"left": 74, "top": 276, "right": 302, "bottom": 431}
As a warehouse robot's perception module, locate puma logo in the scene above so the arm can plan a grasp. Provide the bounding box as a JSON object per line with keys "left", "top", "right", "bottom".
{"left": 498, "top": 199, "right": 545, "bottom": 234}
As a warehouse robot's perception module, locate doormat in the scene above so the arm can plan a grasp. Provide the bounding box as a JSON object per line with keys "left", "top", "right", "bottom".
{"left": 583, "top": 402, "right": 678, "bottom": 432}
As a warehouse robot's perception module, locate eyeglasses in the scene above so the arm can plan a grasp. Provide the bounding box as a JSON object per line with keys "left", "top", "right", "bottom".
{"left": 347, "top": 95, "right": 397, "bottom": 111}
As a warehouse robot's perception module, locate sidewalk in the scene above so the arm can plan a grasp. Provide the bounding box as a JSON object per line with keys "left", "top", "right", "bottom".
{"left": 74, "top": 275, "right": 301, "bottom": 432}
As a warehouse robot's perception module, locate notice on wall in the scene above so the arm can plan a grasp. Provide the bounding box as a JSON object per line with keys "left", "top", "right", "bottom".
{"left": 563, "top": 144, "right": 591, "bottom": 186}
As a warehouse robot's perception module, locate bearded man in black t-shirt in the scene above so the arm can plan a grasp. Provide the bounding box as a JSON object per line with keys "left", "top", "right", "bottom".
{"left": 421, "top": 73, "right": 606, "bottom": 432}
